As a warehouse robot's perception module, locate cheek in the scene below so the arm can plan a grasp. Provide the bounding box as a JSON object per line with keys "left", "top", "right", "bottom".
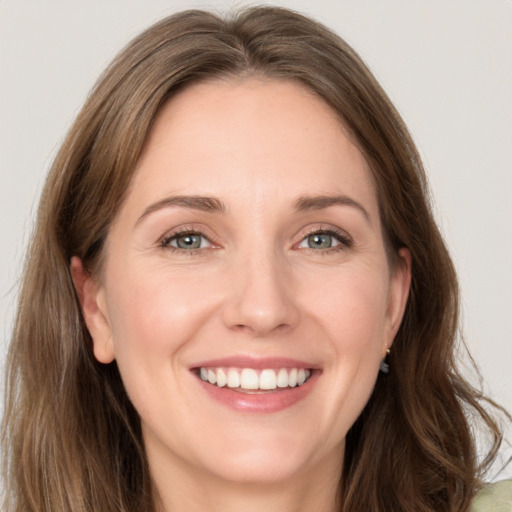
{"left": 103, "top": 265, "right": 225, "bottom": 425}
{"left": 102, "top": 268, "right": 211, "bottom": 407}
{"left": 305, "top": 265, "right": 390, "bottom": 351}
{"left": 107, "top": 265, "right": 222, "bottom": 356}
{"left": 288, "top": 266, "right": 390, "bottom": 450}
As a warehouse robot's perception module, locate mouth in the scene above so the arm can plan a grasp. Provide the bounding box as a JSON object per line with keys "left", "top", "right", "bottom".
{"left": 191, "top": 358, "right": 319, "bottom": 413}
{"left": 197, "top": 367, "right": 313, "bottom": 393}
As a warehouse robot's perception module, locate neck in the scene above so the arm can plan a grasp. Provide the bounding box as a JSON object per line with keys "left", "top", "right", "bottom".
{"left": 151, "top": 453, "right": 343, "bottom": 512}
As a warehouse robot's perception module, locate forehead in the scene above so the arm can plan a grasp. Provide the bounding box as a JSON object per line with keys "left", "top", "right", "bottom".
{"left": 125, "top": 78, "right": 377, "bottom": 219}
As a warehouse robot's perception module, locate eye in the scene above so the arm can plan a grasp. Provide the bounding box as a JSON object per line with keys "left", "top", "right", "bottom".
{"left": 299, "top": 233, "right": 340, "bottom": 250}
{"left": 161, "top": 231, "right": 211, "bottom": 250}
{"left": 297, "top": 228, "right": 351, "bottom": 251}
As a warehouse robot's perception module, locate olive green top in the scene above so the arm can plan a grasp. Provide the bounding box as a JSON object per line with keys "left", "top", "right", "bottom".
{"left": 471, "top": 480, "right": 512, "bottom": 511}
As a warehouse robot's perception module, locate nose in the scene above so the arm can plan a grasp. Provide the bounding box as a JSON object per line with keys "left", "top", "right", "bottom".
{"left": 221, "top": 249, "right": 300, "bottom": 337}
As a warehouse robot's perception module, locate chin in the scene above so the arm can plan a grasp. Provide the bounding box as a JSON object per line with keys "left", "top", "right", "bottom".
{"left": 192, "top": 422, "right": 337, "bottom": 486}
{"left": 204, "top": 447, "right": 312, "bottom": 485}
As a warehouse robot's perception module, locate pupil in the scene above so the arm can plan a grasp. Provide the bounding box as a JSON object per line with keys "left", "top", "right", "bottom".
{"left": 308, "top": 234, "right": 332, "bottom": 249}
{"left": 177, "top": 234, "right": 200, "bottom": 249}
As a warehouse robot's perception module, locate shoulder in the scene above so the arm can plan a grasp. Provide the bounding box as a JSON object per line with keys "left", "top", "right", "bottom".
{"left": 471, "top": 480, "right": 512, "bottom": 512}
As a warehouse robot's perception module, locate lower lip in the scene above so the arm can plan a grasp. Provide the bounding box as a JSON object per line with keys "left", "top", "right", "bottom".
{"left": 195, "top": 371, "right": 319, "bottom": 413}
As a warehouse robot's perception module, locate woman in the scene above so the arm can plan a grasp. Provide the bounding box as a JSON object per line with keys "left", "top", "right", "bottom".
{"left": 1, "top": 6, "right": 510, "bottom": 512}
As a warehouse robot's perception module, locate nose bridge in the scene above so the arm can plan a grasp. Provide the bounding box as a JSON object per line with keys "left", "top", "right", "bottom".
{"left": 222, "top": 242, "right": 299, "bottom": 336}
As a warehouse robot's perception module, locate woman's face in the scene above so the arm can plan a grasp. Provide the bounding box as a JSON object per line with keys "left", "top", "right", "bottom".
{"left": 78, "top": 78, "right": 410, "bottom": 487}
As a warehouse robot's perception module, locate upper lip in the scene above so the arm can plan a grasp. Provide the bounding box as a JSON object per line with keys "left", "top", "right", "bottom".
{"left": 191, "top": 356, "right": 318, "bottom": 370}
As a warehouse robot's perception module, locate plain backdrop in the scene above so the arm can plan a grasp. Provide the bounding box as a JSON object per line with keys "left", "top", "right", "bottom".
{"left": 1, "top": 0, "right": 511, "bottom": 470}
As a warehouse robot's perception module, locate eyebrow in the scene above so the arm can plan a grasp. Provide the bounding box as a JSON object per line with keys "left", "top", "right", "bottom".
{"left": 294, "top": 194, "right": 370, "bottom": 222}
{"left": 136, "top": 195, "right": 226, "bottom": 225}
{"left": 136, "top": 193, "right": 370, "bottom": 225}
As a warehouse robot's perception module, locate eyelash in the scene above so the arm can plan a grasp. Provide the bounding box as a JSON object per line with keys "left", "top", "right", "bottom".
{"left": 159, "top": 226, "right": 214, "bottom": 255}
{"left": 159, "top": 226, "right": 353, "bottom": 254}
{"left": 298, "top": 226, "right": 353, "bottom": 254}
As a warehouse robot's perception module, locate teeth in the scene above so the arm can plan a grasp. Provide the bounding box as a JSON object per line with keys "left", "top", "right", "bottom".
{"left": 198, "top": 367, "right": 312, "bottom": 390}
{"left": 207, "top": 369, "right": 217, "bottom": 385}
{"left": 259, "top": 369, "right": 277, "bottom": 390}
{"left": 227, "top": 368, "right": 240, "bottom": 388}
{"left": 240, "top": 369, "right": 259, "bottom": 390}
{"left": 216, "top": 368, "right": 227, "bottom": 387}
{"left": 277, "top": 368, "right": 289, "bottom": 388}
{"left": 288, "top": 368, "right": 298, "bottom": 387}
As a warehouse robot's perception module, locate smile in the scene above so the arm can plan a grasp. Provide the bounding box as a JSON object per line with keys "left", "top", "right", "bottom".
{"left": 199, "top": 367, "right": 312, "bottom": 391}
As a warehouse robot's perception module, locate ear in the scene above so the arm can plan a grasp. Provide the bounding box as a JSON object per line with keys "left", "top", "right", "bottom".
{"left": 383, "top": 247, "right": 412, "bottom": 354}
{"left": 70, "top": 256, "right": 115, "bottom": 364}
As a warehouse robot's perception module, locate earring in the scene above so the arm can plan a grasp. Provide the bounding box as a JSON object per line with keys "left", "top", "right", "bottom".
{"left": 379, "top": 349, "right": 391, "bottom": 374}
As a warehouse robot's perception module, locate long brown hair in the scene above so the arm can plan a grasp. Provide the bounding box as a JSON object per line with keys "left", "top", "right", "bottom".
{"left": 2, "top": 6, "right": 506, "bottom": 511}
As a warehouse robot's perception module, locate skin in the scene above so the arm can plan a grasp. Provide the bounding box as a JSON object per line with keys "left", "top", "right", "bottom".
{"left": 73, "top": 78, "right": 411, "bottom": 512}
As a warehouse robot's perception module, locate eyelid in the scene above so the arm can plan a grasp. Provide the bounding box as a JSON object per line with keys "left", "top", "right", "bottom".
{"left": 294, "top": 225, "right": 353, "bottom": 250}
{"left": 165, "top": 233, "right": 211, "bottom": 249}
{"left": 158, "top": 224, "right": 219, "bottom": 251}
{"left": 156, "top": 223, "right": 352, "bottom": 253}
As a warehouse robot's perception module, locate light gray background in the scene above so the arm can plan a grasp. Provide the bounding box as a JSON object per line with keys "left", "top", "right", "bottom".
{"left": 1, "top": 0, "right": 511, "bottom": 442}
